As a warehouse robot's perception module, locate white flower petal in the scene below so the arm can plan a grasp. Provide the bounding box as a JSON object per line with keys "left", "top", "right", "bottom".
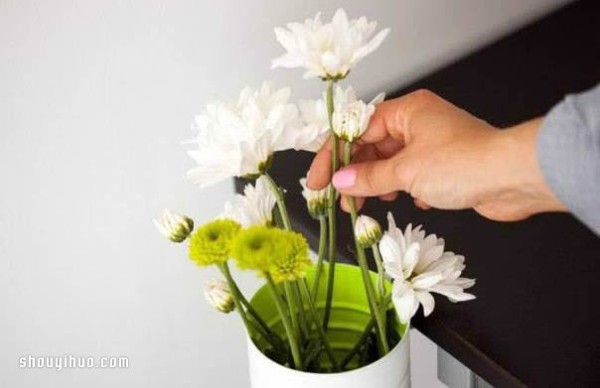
{"left": 411, "top": 271, "right": 444, "bottom": 290}
{"left": 350, "top": 28, "right": 390, "bottom": 65}
{"left": 332, "top": 9, "right": 349, "bottom": 31}
{"left": 415, "top": 291, "right": 435, "bottom": 317}
{"left": 402, "top": 242, "right": 421, "bottom": 278}
{"left": 448, "top": 292, "right": 476, "bottom": 303}
{"left": 186, "top": 163, "right": 238, "bottom": 189}
{"left": 369, "top": 92, "right": 386, "bottom": 105}
{"left": 379, "top": 234, "right": 400, "bottom": 263}
{"left": 453, "top": 277, "right": 476, "bottom": 289}
{"left": 411, "top": 296, "right": 420, "bottom": 317}
{"left": 413, "top": 244, "right": 445, "bottom": 274}
{"left": 413, "top": 235, "right": 438, "bottom": 273}
{"left": 386, "top": 212, "right": 406, "bottom": 252}
{"left": 424, "top": 252, "right": 461, "bottom": 276}
{"left": 383, "top": 261, "right": 405, "bottom": 280}
{"left": 392, "top": 281, "right": 417, "bottom": 323}
{"left": 424, "top": 244, "right": 444, "bottom": 263}
{"left": 430, "top": 284, "right": 476, "bottom": 302}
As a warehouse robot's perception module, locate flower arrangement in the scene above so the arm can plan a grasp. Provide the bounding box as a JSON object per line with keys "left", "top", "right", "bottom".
{"left": 156, "top": 9, "right": 475, "bottom": 376}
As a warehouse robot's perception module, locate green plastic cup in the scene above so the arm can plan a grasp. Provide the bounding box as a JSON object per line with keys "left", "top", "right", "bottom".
{"left": 249, "top": 262, "right": 408, "bottom": 370}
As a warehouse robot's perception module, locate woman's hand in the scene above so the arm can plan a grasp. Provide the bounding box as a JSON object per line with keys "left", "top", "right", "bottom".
{"left": 307, "top": 89, "right": 565, "bottom": 221}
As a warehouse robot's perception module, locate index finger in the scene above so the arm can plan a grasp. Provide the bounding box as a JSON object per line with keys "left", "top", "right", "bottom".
{"left": 306, "top": 137, "right": 334, "bottom": 190}
{"left": 357, "top": 98, "right": 408, "bottom": 146}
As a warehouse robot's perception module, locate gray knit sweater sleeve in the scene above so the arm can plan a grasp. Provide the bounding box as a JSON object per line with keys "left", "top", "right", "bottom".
{"left": 537, "top": 84, "right": 600, "bottom": 235}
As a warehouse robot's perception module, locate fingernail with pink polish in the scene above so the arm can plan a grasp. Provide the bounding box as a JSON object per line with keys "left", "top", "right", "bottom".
{"left": 332, "top": 168, "right": 356, "bottom": 189}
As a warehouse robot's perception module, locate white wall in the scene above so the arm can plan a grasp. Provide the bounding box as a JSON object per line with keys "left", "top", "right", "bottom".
{"left": 0, "top": 1, "right": 571, "bottom": 387}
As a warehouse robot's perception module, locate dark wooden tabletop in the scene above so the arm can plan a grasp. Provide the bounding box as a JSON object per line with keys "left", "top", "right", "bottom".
{"left": 237, "top": 1, "right": 600, "bottom": 386}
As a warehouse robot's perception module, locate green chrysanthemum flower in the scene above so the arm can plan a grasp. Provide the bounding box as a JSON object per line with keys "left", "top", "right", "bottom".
{"left": 231, "top": 226, "right": 312, "bottom": 283}
{"left": 188, "top": 219, "right": 241, "bottom": 267}
{"left": 268, "top": 230, "right": 312, "bottom": 284}
{"left": 230, "top": 226, "right": 277, "bottom": 273}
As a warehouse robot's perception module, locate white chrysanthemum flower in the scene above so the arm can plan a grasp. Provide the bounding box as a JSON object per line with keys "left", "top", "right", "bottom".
{"left": 204, "top": 279, "right": 235, "bottom": 314}
{"left": 297, "top": 99, "right": 330, "bottom": 152}
{"left": 220, "top": 176, "right": 276, "bottom": 228}
{"left": 299, "top": 176, "right": 330, "bottom": 218}
{"left": 272, "top": 9, "right": 390, "bottom": 80}
{"left": 332, "top": 93, "right": 384, "bottom": 142}
{"left": 354, "top": 215, "right": 382, "bottom": 247}
{"left": 379, "top": 212, "right": 475, "bottom": 323}
{"left": 186, "top": 82, "right": 324, "bottom": 188}
{"left": 153, "top": 209, "right": 194, "bottom": 243}
{"left": 299, "top": 85, "right": 384, "bottom": 147}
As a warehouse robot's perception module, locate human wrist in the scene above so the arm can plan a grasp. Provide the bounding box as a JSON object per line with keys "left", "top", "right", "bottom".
{"left": 492, "top": 119, "right": 566, "bottom": 215}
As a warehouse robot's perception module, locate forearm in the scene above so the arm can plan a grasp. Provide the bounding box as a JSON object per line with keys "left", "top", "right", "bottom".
{"left": 536, "top": 84, "right": 600, "bottom": 235}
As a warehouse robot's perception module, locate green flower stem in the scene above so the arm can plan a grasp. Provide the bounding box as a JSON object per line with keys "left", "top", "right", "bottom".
{"left": 371, "top": 244, "right": 386, "bottom": 302}
{"left": 264, "top": 173, "right": 292, "bottom": 231}
{"left": 292, "top": 281, "right": 309, "bottom": 342}
{"left": 371, "top": 243, "right": 388, "bottom": 329}
{"left": 299, "top": 279, "right": 339, "bottom": 371}
{"left": 284, "top": 282, "right": 301, "bottom": 345}
{"left": 303, "top": 340, "right": 323, "bottom": 369}
{"left": 342, "top": 141, "right": 390, "bottom": 355}
{"left": 341, "top": 317, "right": 375, "bottom": 370}
{"left": 245, "top": 315, "right": 286, "bottom": 357}
{"left": 350, "top": 210, "right": 389, "bottom": 355}
{"left": 219, "top": 263, "right": 284, "bottom": 352}
{"left": 263, "top": 174, "right": 308, "bottom": 349}
{"left": 236, "top": 283, "right": 281, "bottom": 342}
{"left": 323, "top": 79, "right": 338, "bottom": 330}
{"left": 217, "top": 263, "right": 253, "bottom": 336}
{"left": 266, "top": 273, "right": 304, "bottom": 370}
{"left": 341, "top": 293, "right": 393, "bottom": 369}
{"left": 311, "top": 215, "right": 328, "bottom": 301}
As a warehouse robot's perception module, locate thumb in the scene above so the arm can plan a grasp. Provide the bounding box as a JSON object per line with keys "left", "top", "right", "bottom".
{"left": 331, "top": 155, "right": 406, "bottom": 197}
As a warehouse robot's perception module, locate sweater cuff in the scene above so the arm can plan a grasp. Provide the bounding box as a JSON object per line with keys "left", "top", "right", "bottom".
{"left": 537, "top": 85, "right": 600, "bottom": 235}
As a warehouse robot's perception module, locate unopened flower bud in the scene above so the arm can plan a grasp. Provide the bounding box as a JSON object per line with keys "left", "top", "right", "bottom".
{"left": 299, "top": 177, "right": 330, "bottom": 218}
{"left": 154, "top": 209, "right": 194, "bottom": 243}
{"left": 354, "top": 215, "right": 382, "bottom": 248}
{"left": 203, "top": 279, "right": 235, "bottom": 314}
